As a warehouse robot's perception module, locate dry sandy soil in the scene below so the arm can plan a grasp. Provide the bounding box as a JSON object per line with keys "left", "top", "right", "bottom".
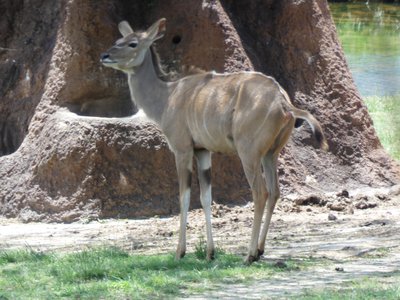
{"left": 0, "top": 186, "right": 399, "bottom": 299}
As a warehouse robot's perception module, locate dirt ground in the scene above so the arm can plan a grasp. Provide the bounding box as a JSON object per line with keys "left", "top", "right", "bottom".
{"left": 1, "top": 186, "right": 399, "bottom": 298}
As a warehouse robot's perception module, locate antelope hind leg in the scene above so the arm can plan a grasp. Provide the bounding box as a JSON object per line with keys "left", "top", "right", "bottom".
{"left": 239, "top": 155, "right": 268, "bottom": 265}
{"left": 194, "top": 149, "right": 215, "bottom": 261}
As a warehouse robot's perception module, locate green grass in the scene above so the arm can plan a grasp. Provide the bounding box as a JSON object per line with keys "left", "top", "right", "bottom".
{"left": 0, "top": 246, "right": 308, "bottom": 299}
{"left": 364, "top": 94, "right": 400, "bottom": 160}
{"left": 330, "top": 3, "right": 400, "bottom": 56}
{"left": 1, "top": 246, "right": 399, "bottom": 299}
{"left": 296, "top": 274, "right": 400, "bottom": 300}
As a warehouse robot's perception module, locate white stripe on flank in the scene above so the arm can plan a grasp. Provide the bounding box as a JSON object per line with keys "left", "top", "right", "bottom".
{"left": 202, "top": 98, "right": 214, "bottom": 143}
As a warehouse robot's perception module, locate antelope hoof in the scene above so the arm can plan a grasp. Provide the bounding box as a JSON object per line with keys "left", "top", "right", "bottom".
{"left": 207, "top": 249, "right": 215, "bottom": 261}
{"left": 257, "top": 249, "right": 264, "bottom": 258}
{"left": 244, "top": 254, "right": 259, "bottom": 265}
{"left": 175, "top": 250, "right": 186, "bottom": 260}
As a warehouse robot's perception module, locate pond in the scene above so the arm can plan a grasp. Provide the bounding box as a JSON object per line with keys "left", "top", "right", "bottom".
{"left": 330, "top": 2, "right": 400, "bottom": 96}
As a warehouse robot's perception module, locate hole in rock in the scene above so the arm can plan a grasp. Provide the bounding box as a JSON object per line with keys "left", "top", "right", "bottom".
{"left": 172, "top": 35, "right": 182, "bottom": 45}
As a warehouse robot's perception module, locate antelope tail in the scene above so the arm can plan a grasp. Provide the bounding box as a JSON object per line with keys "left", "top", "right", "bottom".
{"left": 291, "top": 108, "right": 329, "bottom": 151}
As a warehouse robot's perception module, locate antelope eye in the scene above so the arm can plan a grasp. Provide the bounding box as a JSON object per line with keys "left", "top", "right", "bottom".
{"left": 128, "top": 42, "right": 138, "bottom": 48}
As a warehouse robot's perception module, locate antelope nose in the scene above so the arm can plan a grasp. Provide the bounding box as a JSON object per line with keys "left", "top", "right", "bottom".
{"left": 100, "top": 53, "right": 110, "bottom": 61}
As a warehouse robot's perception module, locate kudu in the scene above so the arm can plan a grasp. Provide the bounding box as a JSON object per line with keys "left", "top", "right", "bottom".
{"left": 101, "top": 19, "right": 328, "bottom": 264}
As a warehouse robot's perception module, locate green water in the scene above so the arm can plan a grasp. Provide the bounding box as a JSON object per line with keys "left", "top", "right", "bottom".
{"left": 330, "top": 3, "right": 400, "bottom": 96}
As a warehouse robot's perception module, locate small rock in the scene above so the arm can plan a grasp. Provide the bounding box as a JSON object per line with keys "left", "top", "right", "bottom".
{"left": 355, "top": 200, "right": 368, "bottom": 209}
{"left": 376, "top": 194, "right": 387, "bottom": 201}
{"left": 355, "top": 200, "right": 377, "bottom": 210}
{"left": 231, "top": 217, "right": 239, "bottom": 222}
{"left": 328, "top": 213, "right": 337, "bottom": 221}
{"left": 343, "top": 198, "right": 353, "bottom": 204}
{"left": 161, "top": 231, "right": 173, "bottom": 237}
{"left": 342, "top": 246, "right": 357, "bottom": 251}
{"left": 362, "top": 219, "right": 391, "bottom": 227}
{"left": 295, "top": 195, "right": 324, "bottom": 206}
{"left": 291, "top": 206, "right": 302, "bottom": 213}
{"left": 329, "top": 201, "right": 345, "bottom": 211}
{"left": 274, "top": 261, "right": 288, "bottom": 269}
{"left": 337, "top": 190, "right": 349, "bottom": 198}
{"left": 335, "top": 267, "right": 344, "bottom": 272}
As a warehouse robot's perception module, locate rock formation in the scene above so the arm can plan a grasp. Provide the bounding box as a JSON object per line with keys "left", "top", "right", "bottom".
{"left": 0, "top": 0, "right": 398, "bottom": 222}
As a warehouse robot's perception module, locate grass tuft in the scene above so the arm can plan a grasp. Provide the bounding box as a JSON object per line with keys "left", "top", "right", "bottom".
{"left": 194, "top": 235, "right": 225, "bottom": 260}
{"left": 0, "top": 247, "right": 51, "bottom": 264}
{"left": 194, "top": 235, "right": 208, "bottom": 260}
{"left": 297, "top": 275, "right": 400, "bottom": 300}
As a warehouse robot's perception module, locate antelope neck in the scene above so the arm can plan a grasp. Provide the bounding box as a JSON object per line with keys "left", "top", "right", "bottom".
{"left": 127, "top": 50, "right": 171, "bottom": 124}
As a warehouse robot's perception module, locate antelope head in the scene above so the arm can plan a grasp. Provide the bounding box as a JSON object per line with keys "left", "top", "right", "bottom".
{"left": 100, "top": 18, "right": 166, "bottom": 72}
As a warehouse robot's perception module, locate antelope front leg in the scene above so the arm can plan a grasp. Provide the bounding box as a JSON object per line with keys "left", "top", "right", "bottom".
{"left": 175, "top": 151, "right": 193, "bottom": 260}
{"left": 194, "top": 149, "right": 215, "bottom": 261}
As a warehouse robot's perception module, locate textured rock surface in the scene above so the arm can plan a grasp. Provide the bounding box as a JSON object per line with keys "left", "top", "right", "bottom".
{"left": 0, "top": 0, "right": 398, "bottom": 222}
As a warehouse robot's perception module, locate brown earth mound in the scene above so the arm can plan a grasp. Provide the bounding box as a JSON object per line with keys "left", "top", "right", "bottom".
{"left": 0, "top": 0, "right": 398, "bottom": 222}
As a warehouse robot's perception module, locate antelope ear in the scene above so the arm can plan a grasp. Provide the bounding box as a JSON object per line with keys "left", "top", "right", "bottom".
{"left": 146, "top": 18, "right": 166, "bottom": 42}
{"left": 118, "top": 21, "right": 134, "bottom": 37}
